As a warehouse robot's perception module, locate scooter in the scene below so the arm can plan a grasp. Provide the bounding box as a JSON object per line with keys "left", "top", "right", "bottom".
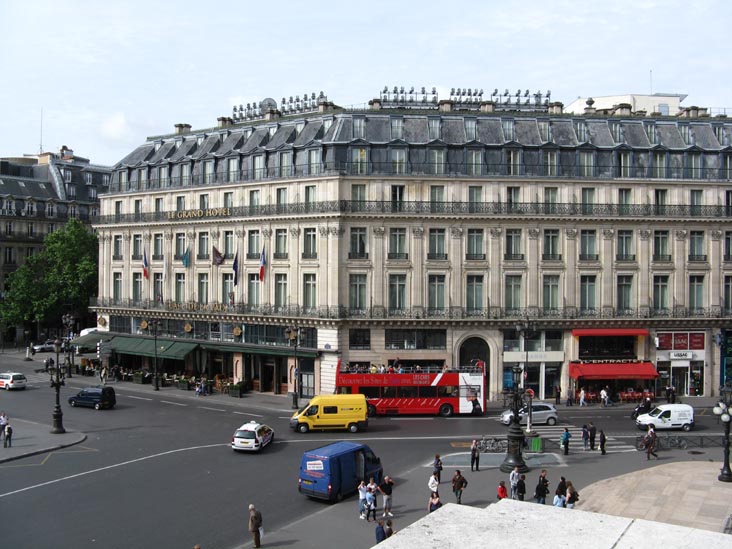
{"left": 631, "top": 399, "right": 653, "bottom": 419}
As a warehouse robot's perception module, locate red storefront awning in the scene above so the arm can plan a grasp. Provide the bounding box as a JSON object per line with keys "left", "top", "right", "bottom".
{"left": 571, "top": 328, "right": 649, "bottom": 337}
{"left": 569, "top": 362, "right": 659, "bottom": 380}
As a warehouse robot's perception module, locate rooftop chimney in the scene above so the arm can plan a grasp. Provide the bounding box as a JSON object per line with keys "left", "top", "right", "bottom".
{"left": 615, "top": 103, "right": 632, "bottom": 116}
{"left": 480, "top": 101, "right": 495, "bottom": 113}
{"left": 175, "top": 123, "right": 192, "bottom": 135}
{"left": 438, "top": 100, "right": 454, "bottom": 113}
{"left": 217, "top": 117, "right": 233, "bottom": 129}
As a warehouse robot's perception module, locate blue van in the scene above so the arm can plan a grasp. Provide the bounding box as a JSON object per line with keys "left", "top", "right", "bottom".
{"left": 298, "top": 441, "right": 383, "bottom": 501}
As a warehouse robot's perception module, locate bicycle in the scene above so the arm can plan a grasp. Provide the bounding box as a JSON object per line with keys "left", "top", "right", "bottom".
{"left": 660, "top": 435, "right": 688, "bottom": 450}
{"left": 478, "top": 436, "right": 508, "bottom": 453}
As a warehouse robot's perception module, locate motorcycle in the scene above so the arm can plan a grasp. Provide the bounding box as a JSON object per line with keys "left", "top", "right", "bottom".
{"left": 631, "top": 399, "right": 653, "bottom": 419}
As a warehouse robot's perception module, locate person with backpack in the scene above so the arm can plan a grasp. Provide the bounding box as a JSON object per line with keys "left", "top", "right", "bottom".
{"left": 566, "top": 481, "right": 580, "bottom": 509}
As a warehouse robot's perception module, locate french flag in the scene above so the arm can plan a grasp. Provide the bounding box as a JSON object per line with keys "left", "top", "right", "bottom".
{"left": 142, "top": 249, "right": 149, "bottom": 280}
{"left": 259, "top": 246, "right": 266, "bottom": 281}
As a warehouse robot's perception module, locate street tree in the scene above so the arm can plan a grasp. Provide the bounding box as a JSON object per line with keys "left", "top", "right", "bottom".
{"left": 1, "top": 219, "right": 98, "bottom": 333}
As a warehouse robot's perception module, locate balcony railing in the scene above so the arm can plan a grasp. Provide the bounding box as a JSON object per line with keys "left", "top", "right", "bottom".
{"left": 579, "top": 254, "right": 599, "bottom": 261}
{"left": 542, "top": 253, "right": 562, "bottom": 261}
{"left": 93, "top": 198, "right": 732, "bottom": 226}
{"left": 616, "top": 254, "right": 636, "bottom": 261}
{"left": 89, "top": 298, "right": 730, "bottom": 322}
{"left": 504, "top": 253, "right": 524, "bottom": 261}
{"left": 110, "top": 158, "right": 732, "bottom": 196}
{"left": 653, "top": 254, "right": 672, "bottom": 262}
{"left": 273, "top": 252, "right": 288, "bottom": 260}
{"left": 427, "top": 253, "right": 448, "bottom": 260}
{"left": 348, "top": 252, "right": 369, "bottom": 259}
{"left": 466, "top": 253, "right": 486, "bottom": 260}
{"left": 301, "top": 252, "right": 317, "bottom": 260}
{"left": 688, "top": 254, "right": 708, "bottom": 262}
{"left": 387, "top": 252, "right": 409, "bottom": 260}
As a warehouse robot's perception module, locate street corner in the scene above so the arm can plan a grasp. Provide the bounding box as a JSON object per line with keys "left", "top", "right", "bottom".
{"left": 0, "top": 419, "right": 87, "bottom": 464}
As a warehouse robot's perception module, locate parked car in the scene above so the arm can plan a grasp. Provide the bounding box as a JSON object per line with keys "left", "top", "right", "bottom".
{"left": 231, "top": 421, "right": 274, "bottom": 452}
{"left": 500, "top": 403, "right": 558, "bottom": 425}
{"left": 33, "top": 340, "right": 57, "bottom": 353}
{"left": 0, "top": 372, "right": 27, "bottom": 390}
{"left": 68, "top": 387, "right": 116, "bottom": 410}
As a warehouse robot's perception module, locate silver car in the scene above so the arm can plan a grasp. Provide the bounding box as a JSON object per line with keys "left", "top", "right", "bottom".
{"left": 500, "top": 403, "right": 558, "bottom": 425}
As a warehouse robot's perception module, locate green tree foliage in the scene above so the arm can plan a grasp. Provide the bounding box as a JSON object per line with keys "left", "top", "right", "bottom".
{"left": 1, "top": 219, "right": 98, "bottom": 327}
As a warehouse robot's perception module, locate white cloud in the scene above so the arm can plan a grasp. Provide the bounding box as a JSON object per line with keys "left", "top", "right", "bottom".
{"left": 100, "top": 112, "right": 133, "bottom": 142}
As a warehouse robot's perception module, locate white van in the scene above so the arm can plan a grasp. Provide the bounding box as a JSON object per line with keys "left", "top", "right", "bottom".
{"left": 636, "top": 403, "right": 694, "bottom": 431}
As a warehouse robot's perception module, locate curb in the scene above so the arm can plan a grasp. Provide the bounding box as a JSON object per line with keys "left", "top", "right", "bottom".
{"left": 0, "top": 433, "right": 88, "bottom": 464}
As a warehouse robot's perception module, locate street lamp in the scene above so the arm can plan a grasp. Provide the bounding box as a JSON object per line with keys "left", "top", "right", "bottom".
{"left": 143, "top": 320, "right": 161, "bottom": 391}
{"left": 51, "top": 338, "right": 65, "bottom": 434}
{"left": 500, "top": 360, "right": 528, "bottom": 473}
{"left": 62, "top": 313, "right": 74, "bottom": 378}
{"left": 286, "top": 326, "right": 303, "bottom": 409}
{"left": 713, "top": 384, "right": 732, "bottom": 482}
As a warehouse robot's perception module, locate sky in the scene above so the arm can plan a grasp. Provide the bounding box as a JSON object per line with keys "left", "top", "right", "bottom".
{"left": 0, "top": 0, "right": 730, "bottom": 166}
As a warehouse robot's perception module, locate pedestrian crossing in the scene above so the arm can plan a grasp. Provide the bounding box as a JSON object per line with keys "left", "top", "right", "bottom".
{"left": 524, "top": 424, "right": 637, "bottom": 454}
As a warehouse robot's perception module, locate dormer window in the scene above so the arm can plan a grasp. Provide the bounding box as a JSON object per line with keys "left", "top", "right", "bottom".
{"left": 66, "top": 183, "right": 76, "bottom": 198}
{"left": 610, "top": 122, "right": 622, "bottom": 143}
{"left": 575, "top": 121, "right": 588, "bottom": 142}
{"left": 295, "top": 122, "right": 304, "bottom": 136}
{"left": 538, "top": 120, "right": 551, "bottom": 142}
{"left": 645, "top": 123, "right": 657, "bottom": 144}
{"left": 464, "top": 118, "right": 476, "bottom": 141}
{"left": 428, "top": 118, "right": 441, "bottom": 140}
{"left": 154, "top": 141, "right": 162, "bottom": 152}
{"left": 391, "top": 118, "right": 404, "bottom": 140}
{"left": 196, "top": 135, "right": 205, "bottom": 146}
{"left": 64, "top": 170, "right": 72, "bottom": 182}
{"left": 102, "top": 174, "right": 110, "bottom": 186}
{"left": 268, "top": 125, "right": 277, "bottom": 137}
{"left": 85, "top": 172, "right": 92, "bottom": 185}
{"left": 323, "top": 119, "right": 333, "bottom": 134}
{"left": 502, "top": 119, "right": 515, "bottom": 141}
{"left": 679, "top": 124, "right": 691, "bottom": 145}
{"left": 25, "top": 201, "right": 34, "bottom": 215}
{"left": 47, "top": 202, "right": 55, "bottom": 217}
{"left": 353, "top": 117, "right": 365, "bottom": 139}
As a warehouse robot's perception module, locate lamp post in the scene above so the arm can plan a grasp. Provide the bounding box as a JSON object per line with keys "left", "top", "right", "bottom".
{"left": 500, "top": 361, "right": 528, "bottom": 473}
{"left": 51, "top": 338, "right": 65, "bottom": 434}
{"left": 62, "top": 313, "right": 74, "bottom": 378}
{"left": 144, "top": 320, "right": 161, "bottom": 391}
{"left": 286, "top": 326, "right": 302, "bottom": 409}
{"left": 713, "top": 384, "right": 732, "bottom": 482}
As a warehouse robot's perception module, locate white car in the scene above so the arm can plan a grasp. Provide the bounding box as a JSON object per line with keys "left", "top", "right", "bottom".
{"left": 0, "top": 372, "right": 27, "bottom": 390}
{"left": 231, "top": 421, "right": 274, "bottom": 452}
{"left": 500, "top": 403, "right": 558, "bottom": 425}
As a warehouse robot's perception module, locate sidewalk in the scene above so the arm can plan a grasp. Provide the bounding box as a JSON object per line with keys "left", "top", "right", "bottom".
{"left": 0, "top": 417, "right": 86, "bottom": 464}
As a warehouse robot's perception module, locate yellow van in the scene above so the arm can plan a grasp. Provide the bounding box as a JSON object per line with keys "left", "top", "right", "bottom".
{"left": 290, "top": 394, "right": 369, "bottom": 433}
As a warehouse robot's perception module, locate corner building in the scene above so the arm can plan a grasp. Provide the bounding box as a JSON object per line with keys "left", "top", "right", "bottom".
{"left": 92, "top": 88, "right": 732, "bottom": 401}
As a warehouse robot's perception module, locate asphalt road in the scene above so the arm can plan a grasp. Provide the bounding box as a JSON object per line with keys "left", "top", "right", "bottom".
{"left": 0, "top": 352, "right": 722, "bottom": 548}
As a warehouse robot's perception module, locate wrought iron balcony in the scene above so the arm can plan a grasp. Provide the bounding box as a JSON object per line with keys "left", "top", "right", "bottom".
{"left": 579, "top": 254, "right": 599, "bottom": 261}
{"left": 542, "top": 253, "right": 562, "bottom": 261}
{"left": 387, "top": 252, "right": 409, "bottom": 260}
{"left": 688, "top": 254, "right": 708, "bottom": 262}
{"left": 504, "top": 253, "right": 524, "bottom": 261}
{"left": 652, "top": 254, "right": 672, "bottom": 262}
{"left": 616, "top": 254, "right": 636, "bottom": 261}
{"left": 427, "top": 253, "right": 448, "bottom": 260}
{"left": 348, "top": 252, "right": 369, "bottom": 259}
{"left": 466, "top": 253, "right": 486, "bottom": 260}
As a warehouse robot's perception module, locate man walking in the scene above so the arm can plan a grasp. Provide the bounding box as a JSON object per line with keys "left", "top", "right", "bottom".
{"left": 248, "top": 504, "right": 262, "bottom": 548}
{"left": 588, "top": 422, "right": 597, "bottom": 451}
{"left": 561, "top": 427, "right": 571, "bottom": 455}
{"left": 534, "top": 469, "right": 550, "bottom": 504}
{"left": 3, "top": 422, "right": 12, "bottom": 448}
{"left": 645, "top": 426, "right": 658, "bottom": 460}
{"left": 509, "top": 466, "right": 520, "bottom": 499}
{"left": 0, "top": 411, "right": 7, "bottom": 443}
{"left": 379, "top": 475, "right": 394, "bottom": 517}
{"left": 599, "top": 429, "right": 607, "bottom": 455}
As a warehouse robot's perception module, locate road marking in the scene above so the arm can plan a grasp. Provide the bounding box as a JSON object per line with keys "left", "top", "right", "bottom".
{"left": 199, "top": 406, "right": 226, "bottom": 412}
{"left": 160, "top": 400, "right": 186, "bottom": 407}
{"left": 127, "top": 395, "right": 153, "bottom": 401}
{"left": 0, "top": 443, "right": 227, "bottom": 499}
{"left": 232, "top": 411, "right": 264, "bottom": 417}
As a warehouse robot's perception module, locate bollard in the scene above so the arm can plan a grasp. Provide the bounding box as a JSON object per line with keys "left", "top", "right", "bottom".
{"left": 24, "top": 346, "right": 33, "bottom": 361}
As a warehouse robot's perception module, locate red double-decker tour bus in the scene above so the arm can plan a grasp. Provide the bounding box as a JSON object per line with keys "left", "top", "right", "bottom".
{"left": 336, "top": 361, "right": 486, "bottom": 417}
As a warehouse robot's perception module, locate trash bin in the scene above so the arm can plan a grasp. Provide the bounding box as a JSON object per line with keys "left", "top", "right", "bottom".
{"left": 289, "top": 391, "right": 299, "bottom": 409}
{"left": 530, "top": 436, "right": 544, "bottom": 453}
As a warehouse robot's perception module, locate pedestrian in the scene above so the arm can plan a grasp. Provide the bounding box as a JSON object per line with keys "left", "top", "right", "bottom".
{"left": 566, "top": 389, "right": 574, "bottom": 406}
{"left": 588, "top": 422, "right": 597, "bottom": 451}
{"left": 379, "top": 475, "right": 394, "bottom": 517}
{"left": 599, "top": 430, "right": 607, "bottom": 455}
{"left": 470, "top": 439, "right": 480, "bottom": 472}
{"left": 517, "top": 474, "right": 526, "bottom": 501}
{"left": 555, "top": 385, "right": 561, "bottom": 405}
{"left": 581, "top": 425, "right": 589, "bottom": 451}
{"left": 534, "top": 469, "right": 550, "bottom": 504}
{"left": 358, "top": 480, "right": 368, "bottom": 519}
{"left": 579, "top": 387, "right": 586, "bottom": 406}
{"left": 375, "top": 519, "right": 386, "bottom": 544}
{"left": 561, "top": 427, "right": 571, "bottom": 455}
{"left": 365, "top": 487, "right": 377, "bottom": 522}
{"left": 645, "top": 426, "right": 658, "bottom": 460}
{"left": 384, "top": 519, "right": 395, "bottom": 538}
{"left": 600, "top": 386, "right": 608, "bottom": 407}
{"left": 3, "top": 422, "right": 12, "bottom": 448}
{"left": 451, "top": 469, "right": 468, "bottom": 504}
{"left": 247, "top": 504, "right": 262, "bottom": 549}
{"left": 0, "top": 411, "right": 7, "bottom": 442}
{"left": 566, "top": 481, "right": 580, "bottom": 509}
{"left": 509, "top": 466, "right": 520, "bottom": 499}
{"left": 555, "top": 476, "right": 567, "bottom": 507}
{"left": 432, "top": 454, "right": 443, "bottom": 483}
{"left": 553, "top": 491, "right": 566, "bottom": 507}
{"left": 427, "top": 491, "right": 442, "bottom": 513}
{"left": 496, "top": 480, "right": 508, "bottom": 500}
{"left": 427, "top": 471, "right": 440, "bottom": 496}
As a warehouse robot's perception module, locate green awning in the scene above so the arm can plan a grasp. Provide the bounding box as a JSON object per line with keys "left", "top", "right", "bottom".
{"left": 198, "top": 341, "right": 318, "bottom": 358}
{"left": 70, "top": 332, "right": 108, "bottom": 348}
{"left": 157, "top": 341, "right": 199, "bottom": 360}
{"left": 108, "top": 336, "right": 147, "bottom": 354}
